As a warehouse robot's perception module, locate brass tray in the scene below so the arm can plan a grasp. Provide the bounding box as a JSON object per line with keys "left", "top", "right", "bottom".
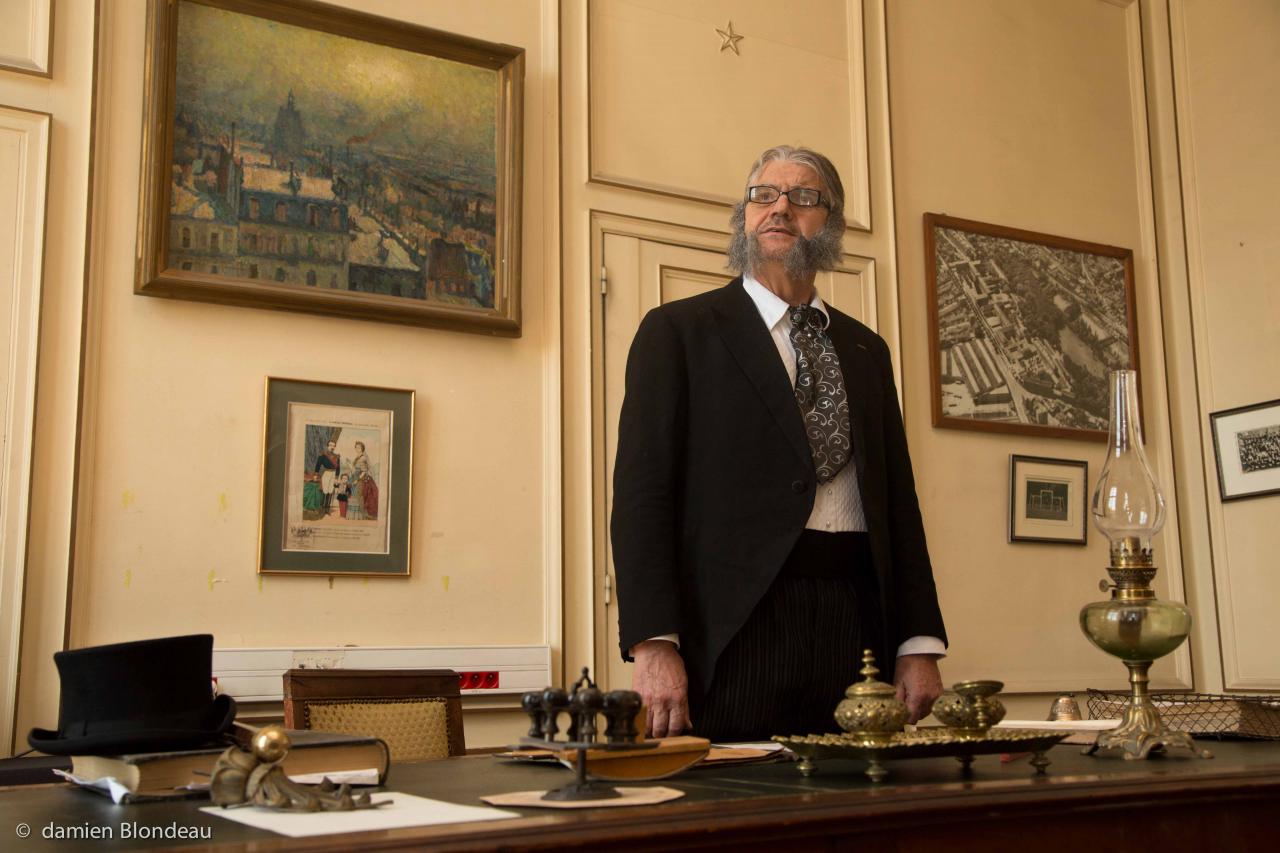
{"left": 773, "top": 728, "right": 1070, "bottom": 783}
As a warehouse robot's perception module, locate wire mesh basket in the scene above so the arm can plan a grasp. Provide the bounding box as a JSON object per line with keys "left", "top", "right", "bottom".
{"left": 1086, "top": 690, "right": 1280, "bottom": 740}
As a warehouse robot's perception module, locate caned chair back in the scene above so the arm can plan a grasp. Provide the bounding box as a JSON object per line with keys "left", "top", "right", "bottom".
{"left": 282, "top": 669, "right": 465, "bottom": 760}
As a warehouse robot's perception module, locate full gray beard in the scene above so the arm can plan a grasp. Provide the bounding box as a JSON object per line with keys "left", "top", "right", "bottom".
{"left": 726, "top": 202, "right": 843, "bottom": 279}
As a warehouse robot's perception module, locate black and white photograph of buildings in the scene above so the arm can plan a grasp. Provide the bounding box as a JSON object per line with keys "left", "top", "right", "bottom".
{"left": 929, "top": 220, "right": 1135, "bottom": 436}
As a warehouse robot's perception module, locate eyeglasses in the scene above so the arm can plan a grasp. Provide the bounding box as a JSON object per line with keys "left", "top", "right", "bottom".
{"left": 747, "top": 185, "right": 827, "bottom": 208}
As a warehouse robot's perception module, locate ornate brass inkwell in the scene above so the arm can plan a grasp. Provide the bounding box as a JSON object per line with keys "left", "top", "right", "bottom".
{"left": 775, "top": 651, "right": 1065, "bottom": 782}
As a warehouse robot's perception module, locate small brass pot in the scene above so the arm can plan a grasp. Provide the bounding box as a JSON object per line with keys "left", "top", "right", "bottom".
{"left": 932, "top": 680, "right": 1005, "bottom": 738}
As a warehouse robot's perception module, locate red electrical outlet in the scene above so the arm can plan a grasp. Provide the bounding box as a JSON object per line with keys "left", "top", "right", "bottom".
{"left": 458, "top": 671, "right": 499, "bottom": 690}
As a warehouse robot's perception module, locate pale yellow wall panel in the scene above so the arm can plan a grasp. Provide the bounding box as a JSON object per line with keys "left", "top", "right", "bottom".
{"left": 589, "top": 0, "right": 858, "bottom": 208}
{"left": 3, "top": 0, "right": 97, "bottom": 756}
{"left": 1175, "top": 0, "right": 1280, "bottom": 687}
{"left": 53, "top": 0, "right": 558, "bottom": 743}
{"left": 888, "top": 0, "right": 1185, "bottom": 693}
{"left": 0, "top": 0, "right": 52, "bottom": 76}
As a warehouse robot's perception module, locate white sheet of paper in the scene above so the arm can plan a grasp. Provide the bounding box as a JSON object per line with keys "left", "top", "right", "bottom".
{"left": 286, "top": 768, "right": 380, "bottom": 786}
{"left": 201, "top": 792, "right": 519, "bottom": 838}
{"left": 53, "top": 770, "right": 135, "bottom": 804}
{"left": 995, "top": 719, "right": 1119, "bottom": 731}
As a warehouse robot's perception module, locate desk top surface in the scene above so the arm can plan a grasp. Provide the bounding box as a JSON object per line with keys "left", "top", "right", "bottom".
{"left": 4, "top": 739, "right": 1280, "bottom": 851}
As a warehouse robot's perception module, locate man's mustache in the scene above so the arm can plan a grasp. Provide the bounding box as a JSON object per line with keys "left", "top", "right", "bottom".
{"left": 757, "top": 217, "right": 796, "bottom": 235}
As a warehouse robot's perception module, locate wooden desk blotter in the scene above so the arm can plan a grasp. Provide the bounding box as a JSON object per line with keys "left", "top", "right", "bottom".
{"left": 500, "top": 736, "right": 711, "bottom": 781}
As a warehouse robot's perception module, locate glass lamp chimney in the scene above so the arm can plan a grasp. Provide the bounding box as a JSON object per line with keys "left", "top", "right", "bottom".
{"left": 1091, "top": 370, "right": 1164, "bottom": 563}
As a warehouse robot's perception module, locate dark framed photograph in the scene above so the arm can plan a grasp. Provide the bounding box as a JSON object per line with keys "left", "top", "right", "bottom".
{"left": 1009, "top": 455, "right": 1088, "bottom": 545}
{"left": 925, "top": 214, "right": 1139, "bottom": 442}
{"left": 1210, "top": 398, "right": 1280, "bottom": 502}
{"left": 136, "top": 0, "right": 524, "bottom": 336}
{"left": 259, "top": 377, "right": 414, "bottom": 576}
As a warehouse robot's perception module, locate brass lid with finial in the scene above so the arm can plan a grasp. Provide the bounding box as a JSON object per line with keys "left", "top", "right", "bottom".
{"left": 833, "top": 649, "right": 908, "bottom": 744}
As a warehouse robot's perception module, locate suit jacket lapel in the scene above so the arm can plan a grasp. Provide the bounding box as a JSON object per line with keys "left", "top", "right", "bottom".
{"left": 829, "top": 320, "right": 871, "bottom": 480}
{"left": 712, "top": 280, "right": 812, "bottom": 470}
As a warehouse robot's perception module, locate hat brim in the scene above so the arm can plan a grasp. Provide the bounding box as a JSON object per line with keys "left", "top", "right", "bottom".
{"left": 28, "top": 694, "right": 236, "bottom": 757}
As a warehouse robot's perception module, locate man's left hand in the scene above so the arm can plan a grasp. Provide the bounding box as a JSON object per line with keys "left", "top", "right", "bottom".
{"left": 894, "top": 654, "right": 943, "bottom": 724}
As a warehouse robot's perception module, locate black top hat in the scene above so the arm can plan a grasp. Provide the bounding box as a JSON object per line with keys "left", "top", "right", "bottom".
{"left": 28, "top": 634, "right": 237, "bottom": 756}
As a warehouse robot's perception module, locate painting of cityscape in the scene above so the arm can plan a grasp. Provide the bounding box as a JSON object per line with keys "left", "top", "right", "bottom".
{"left": 137, "top": 0, "right": 524, "bottom": 335}
{"left": 924, "top": 214, "right": 1138, "bottom": 441}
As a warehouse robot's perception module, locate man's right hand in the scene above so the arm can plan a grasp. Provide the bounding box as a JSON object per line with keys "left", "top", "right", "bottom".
{"left": 630, "top": 639, "right": 691, "bottom": 737}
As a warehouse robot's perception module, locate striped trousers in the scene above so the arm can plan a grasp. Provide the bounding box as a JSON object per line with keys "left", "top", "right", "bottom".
{"left": 691, "top": 530, "right": 881, "bottom": 742}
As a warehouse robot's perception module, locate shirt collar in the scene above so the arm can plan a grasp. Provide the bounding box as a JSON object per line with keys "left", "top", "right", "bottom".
{"left": 742, "top": 273, "right": 829, "bottom": 330}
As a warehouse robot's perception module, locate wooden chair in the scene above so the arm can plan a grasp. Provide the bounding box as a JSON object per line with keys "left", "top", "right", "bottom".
{"left": 282, "top": 669, "right": 465, "bottom": 760}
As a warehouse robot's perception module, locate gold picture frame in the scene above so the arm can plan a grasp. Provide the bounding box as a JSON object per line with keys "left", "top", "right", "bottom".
{"left": 137, "top": 0, "right": 524, "bottom": 336}
{"left": 259, "top": 377, "right": 414, "bottom": 576}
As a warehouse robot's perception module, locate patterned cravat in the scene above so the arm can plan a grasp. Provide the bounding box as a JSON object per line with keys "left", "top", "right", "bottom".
{"left": 788, "top": 304, "right": 851, "bottom": 484}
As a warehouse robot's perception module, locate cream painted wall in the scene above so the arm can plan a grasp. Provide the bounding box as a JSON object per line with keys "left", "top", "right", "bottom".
{"left": 560, "top": 0, "right": 904, "bottom": 686}
{"left": 12, "top": 0, "right": 560, "bottom": 751}
{"left": 886, "top": 0, "right": 1194, "bottom": 699}
{"left": 9, "top": 0, "right": 1277, "bottom": 757}
{"left": 2, "top": 0, "right": 96, "bottom": 756}
{"left": 1170, "top": 0, "right": 1280, "bottom": 689}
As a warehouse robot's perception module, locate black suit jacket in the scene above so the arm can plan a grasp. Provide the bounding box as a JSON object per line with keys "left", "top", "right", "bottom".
{"left": 611, "top": 279, "right": 947, "bottom": 698}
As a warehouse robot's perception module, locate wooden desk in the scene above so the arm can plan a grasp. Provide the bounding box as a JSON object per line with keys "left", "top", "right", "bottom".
{"left": 3, "top": 741, "right": 1279, "bottom": 851}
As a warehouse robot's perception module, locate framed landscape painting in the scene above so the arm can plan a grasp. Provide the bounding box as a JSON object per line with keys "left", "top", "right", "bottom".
{"left": 259, "top": 377, "right": 414, "bottom": 576}
{"left": 924, "top": 214, "right": 1139, "bottom": 441}
{"left": 137, "top": 0, "right": 524, "bottom": 336}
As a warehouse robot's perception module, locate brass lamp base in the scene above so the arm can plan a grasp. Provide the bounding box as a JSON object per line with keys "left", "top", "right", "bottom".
{"left": 1084, "top": 662, "right": 1212, "bottom": 760}
{"left": 1079, "top": 558, "right": 1211, "bottom": 761}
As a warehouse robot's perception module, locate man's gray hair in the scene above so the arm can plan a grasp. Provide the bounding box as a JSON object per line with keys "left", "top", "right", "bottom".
{"left": 746, "top": 145, "right": 846, "bottom": 225}
{"left": 727, "top": 144, "right": 847, "bottom": 276}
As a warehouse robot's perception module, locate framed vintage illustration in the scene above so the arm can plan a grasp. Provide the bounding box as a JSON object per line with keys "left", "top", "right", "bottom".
{"left": 136, "top": 0, "right": 524, "bottom": 336}
{"left": 1210, "top": 398, "right": 1280, "bottom": 502}
{"left": 924, "top": 214, "right": 1139, "bottom": 442}
{"left": 1009, "top": 455, "right": 1088, "bottom": 545}
{"left": 259, "top": 377, "right": 414, "bottom": 576}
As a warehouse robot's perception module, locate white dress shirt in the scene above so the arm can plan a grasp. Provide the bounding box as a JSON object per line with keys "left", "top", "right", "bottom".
{"left": 643, "top": 275, "right": 945, "bottom": 659}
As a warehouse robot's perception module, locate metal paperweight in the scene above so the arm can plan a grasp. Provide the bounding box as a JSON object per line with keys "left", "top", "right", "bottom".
{"left": 210, "top": 725, "right": 386, "bottom": 812}
{"left": 516, "top": 667, "right": 656, "bottom": 802}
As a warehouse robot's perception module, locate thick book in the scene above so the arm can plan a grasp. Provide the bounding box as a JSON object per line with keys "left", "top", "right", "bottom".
{"left": 69, "top": 728, "right": 390, "bottom": 798}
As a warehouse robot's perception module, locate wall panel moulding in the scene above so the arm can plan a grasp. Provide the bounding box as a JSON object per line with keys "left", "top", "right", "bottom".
{"left": 587, "top": 0, "right": 871, "bottom": 228}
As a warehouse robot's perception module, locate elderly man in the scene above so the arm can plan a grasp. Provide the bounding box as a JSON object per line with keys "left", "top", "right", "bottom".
{"left": 611, "top": 145, "right": 947, "bottom": 741}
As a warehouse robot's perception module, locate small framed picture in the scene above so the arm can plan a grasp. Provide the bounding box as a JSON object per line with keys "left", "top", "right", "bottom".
{"left": 1210, "top": 399, "right": 1280, "bottom": 502}
{"left": 1009, "top": 455, "right": 1088, "bottom": 544}
{"left": 259, "top": 377, "right": 414, "bottom": 576}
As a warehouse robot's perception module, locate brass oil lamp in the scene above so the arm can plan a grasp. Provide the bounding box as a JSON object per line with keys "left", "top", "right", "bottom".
{"left": 1079, "top": 369, "right": 1210, "bottom": 759}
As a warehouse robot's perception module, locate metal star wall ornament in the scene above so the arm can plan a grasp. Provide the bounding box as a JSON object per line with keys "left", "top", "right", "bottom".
{"left": 716, "top": 21, "right": 743, "bottom": 55}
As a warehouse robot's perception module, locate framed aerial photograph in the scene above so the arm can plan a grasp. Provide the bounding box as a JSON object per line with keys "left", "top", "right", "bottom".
{"left": 136, "top": 0, "right": 524, "bottom": 336}
{"left": 1210, "top": 399, "right": 1280, "bottom": 502}
{"left": 1009, "top": 455, "right": 1088, "bottom": 545}
{"left": 259, "top": 377, "right": 414, "bottom": 576}
{"left": 925, "top": 214, "right": 1139, "bottom": 442}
